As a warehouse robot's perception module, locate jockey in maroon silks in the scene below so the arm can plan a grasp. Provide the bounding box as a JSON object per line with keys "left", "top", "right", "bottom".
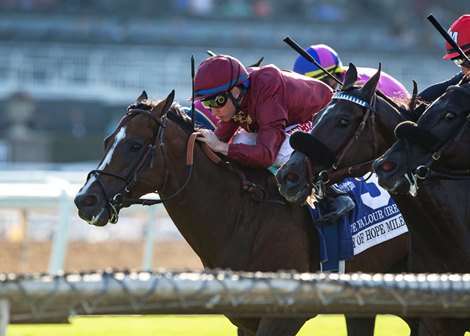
{"left": 194, "top": 54, "right": 354, "bottom": 221}
{"left": 193, "top": 54, "right": 333, "bottom": 170}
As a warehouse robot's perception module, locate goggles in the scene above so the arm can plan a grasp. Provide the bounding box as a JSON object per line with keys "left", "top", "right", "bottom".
{"left": 201, "top": 92, "right": 229, "bottom": 109}
{"left": 453, "top": 56, "right": 470, "bottom": 68}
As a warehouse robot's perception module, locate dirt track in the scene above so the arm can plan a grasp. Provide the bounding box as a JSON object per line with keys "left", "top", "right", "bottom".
{"left": 0, "top": 240, "right": 203, "bottom": 274}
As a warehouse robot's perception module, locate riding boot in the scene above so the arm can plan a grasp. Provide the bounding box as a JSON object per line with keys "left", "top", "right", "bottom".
{"left": 316, "top": 184, "right": 355, "bottom": 224}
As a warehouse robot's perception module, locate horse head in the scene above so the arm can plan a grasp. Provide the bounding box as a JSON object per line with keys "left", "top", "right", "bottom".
{"left": 374, "top": 75, "right": 470, "bottom": 196}
{"left": 276, "top": 63, "right": 411, "bottom": 204}
{"left": 74, "top": 90, "right": 180, "bottom": 226}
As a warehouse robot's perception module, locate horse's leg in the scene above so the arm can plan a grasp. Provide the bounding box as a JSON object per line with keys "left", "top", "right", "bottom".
{"left": 255, "top": 316, "right": 311, "bottom": 336}
{"left": 419, "top": 318, "right": 468, "bottom": 336}
{"left": 403, "top": 317, "right": 420, "bottom": 336}
{"left": 347, "top": 315, "right": 422, "bottom": 336}
{"left": 345, "top": 316, "right": 376, "bottom": 336}
{"left": 226, "top": 316, "right": 259, "bottom": 336}
{"left": 237, "top": 328, "right": 254, "bottom": 336}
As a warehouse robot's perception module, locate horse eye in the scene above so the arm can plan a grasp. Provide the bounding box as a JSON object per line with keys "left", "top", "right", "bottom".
{"left": 444, "top": 112, "right": 456, "bottom": 121}
{"left": 338, "top": 118, "right": 350, "bottom": 127}
{"left": 130, "top": 143, "right": 143, "bottom": 152}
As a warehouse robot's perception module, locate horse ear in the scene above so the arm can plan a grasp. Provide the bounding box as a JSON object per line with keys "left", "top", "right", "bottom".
{"left": 409, "top": 80, "right": 418, "bottom": 111}
{"left": 342, "top": 63, "right": 357, "bottom": 91}
{"left": 361, "top": 63, "right": 381, "bottom": 98}
{"left": 136, "top": 90, "right": 148, "bottom": 104}
{"left": 248, "top": 56, "right": 264, "bottom": 68}
{"left": 152, "top": 90, "right": 175, "bottom": 116}
{"left": 163, "top": 90, "right": 175, "bottom": 112}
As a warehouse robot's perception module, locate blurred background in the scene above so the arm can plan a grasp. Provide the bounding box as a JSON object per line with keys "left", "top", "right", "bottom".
{"left": 0, "top": 0, "right": 464, "bottom": 274}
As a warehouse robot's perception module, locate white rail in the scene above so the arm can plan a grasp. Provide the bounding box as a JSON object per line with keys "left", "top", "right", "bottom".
{"left": 1, "top": 270, "right": 470, "bottom": 325}
{"left": 0, "top": 169, "right": 169, "bottom": 273}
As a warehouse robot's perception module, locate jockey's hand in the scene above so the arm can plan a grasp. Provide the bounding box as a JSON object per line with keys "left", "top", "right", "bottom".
{"left": 196, "top": 129, "right": 229, "bottom": 155}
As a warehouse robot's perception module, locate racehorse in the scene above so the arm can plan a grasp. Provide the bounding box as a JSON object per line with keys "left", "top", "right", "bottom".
{"left": 74, "top": 90, "right": 409, "bottom": 336}
{"left": 372, "top": 73, "right": 470, "bottom": 267}
{"left": 276, "top": 63, "right": 417, "bottom": 205}
{"left": 372, "top": 74, "right": 470, "bottom": 336}
{"left": 276, "top": 64, "right": 469, "bottom": 335}
{"left": 373, "top": 73, "right": 470, "bottom": 195}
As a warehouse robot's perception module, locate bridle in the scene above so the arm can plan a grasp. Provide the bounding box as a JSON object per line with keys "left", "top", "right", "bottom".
{"left": 404, "top": 84, "right": 470, "bottom": 195}
{"left": 309, "top": 91, "right": 379, "bottom": 197}
{"left": 86, "top": 108, "right": 199, "bottom": 223}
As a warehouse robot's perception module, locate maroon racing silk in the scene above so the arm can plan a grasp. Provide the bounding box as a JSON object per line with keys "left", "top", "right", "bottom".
{"left": 215, "top": 65, "right": 333, "bottom": 168}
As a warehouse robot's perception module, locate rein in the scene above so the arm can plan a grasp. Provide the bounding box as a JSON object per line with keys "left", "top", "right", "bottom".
{"left": 87, "top": 108, "right": 205, "bottom": 223}
{"left": 89, "top": 107, "right": 286, "bottom": 223}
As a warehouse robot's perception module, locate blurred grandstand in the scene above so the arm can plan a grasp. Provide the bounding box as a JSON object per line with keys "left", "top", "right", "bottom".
{"left": 0, "top": 0, "right": 463, "bottom": 163}
{"left": 0, "top": 0, "right": 465, "bottom": 278}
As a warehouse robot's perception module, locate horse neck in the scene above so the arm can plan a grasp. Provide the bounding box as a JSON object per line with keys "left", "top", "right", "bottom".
{"left": 391, "top": 179, "right": 470, "bottom": 272}
{"left": 156, "top": 129, "right": 246, "bottom": 265}
{"left": 375, "top": 99, "right": 409, "bottom": 153}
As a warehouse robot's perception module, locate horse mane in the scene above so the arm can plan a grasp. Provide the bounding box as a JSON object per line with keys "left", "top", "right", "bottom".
{"left": 344, "top": 85, "right": 422, "bottom": 122}
{"left": 127, "top": 99, "right": 195, "bottom": 134}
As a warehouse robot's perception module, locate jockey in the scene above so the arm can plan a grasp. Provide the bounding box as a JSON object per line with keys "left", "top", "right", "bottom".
{"left": 194, "top": 54, "right": 333, "bottom": 170}
{"left": 293, "top": 44, "right": 411, "bottom": 100}
{"left": 194, "top": 54, "right": 355, "bottom": 222}
{"left": 419, "top": 14, "right": 470, "bottom": 102}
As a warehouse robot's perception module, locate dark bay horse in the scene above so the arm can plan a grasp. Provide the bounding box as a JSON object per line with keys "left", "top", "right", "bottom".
{"left": 372, "top": 75, "right": 470, "bottom": 335}
{"left": 373, "top": 74, "right": 470, "bottom": 194}
{"left": 276, "top": 63, "right": 417, "bottom": 205}
{"left": 276, "top": 64, "right": 469, "bottom": 335}
{"left": 74, "top": 90, "right": 409, "bottom": 336}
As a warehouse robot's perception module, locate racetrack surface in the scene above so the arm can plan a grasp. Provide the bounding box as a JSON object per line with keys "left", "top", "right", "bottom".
{"left": 0, "top": 240, "right": 203, "bottom": 274}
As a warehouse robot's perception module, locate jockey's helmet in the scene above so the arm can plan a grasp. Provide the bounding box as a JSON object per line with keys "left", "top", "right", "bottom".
{"left": 443, "top": 15, "right": 470, "bottom": 60}
{"left": 293, "top": 44, "right": 344, "bottom": 80}
{"left": 194, "top": 55, "right": 249, "bottom": 100}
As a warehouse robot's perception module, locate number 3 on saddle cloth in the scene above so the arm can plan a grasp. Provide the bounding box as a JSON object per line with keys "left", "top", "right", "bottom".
{"left": 309, "top": 173, "right": 408, "bottom": 272}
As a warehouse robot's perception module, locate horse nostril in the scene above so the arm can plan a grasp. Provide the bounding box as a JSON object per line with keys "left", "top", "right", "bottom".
{"left": 380, "top": 161, "right": 396, "bottom": 172}
{"left": 284, "top": 172, "right": 299, "bottom": 184}
{"left": 76, "top": 194, "right": 98, "bottom": 209}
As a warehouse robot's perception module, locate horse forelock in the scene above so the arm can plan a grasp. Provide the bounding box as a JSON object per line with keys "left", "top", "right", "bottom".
{"left": 127, "top": 99, "right": 156, "bottom": 111}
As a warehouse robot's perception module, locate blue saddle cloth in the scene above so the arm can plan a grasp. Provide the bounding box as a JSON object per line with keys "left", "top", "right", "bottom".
{"left": 309, "top": 174, "right": 408, "bottom": 272}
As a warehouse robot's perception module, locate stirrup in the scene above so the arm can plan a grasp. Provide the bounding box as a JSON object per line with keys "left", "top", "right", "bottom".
{"left": 316, "top": 194, "right": 355, "bottom": 224}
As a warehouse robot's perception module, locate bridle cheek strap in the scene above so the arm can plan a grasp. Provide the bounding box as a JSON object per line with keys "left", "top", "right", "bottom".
{"left": 332, "top": 93, "right": 378, "bottom": 170}
{"left": 122, "top": 132, "right": 222, "bottom": 207}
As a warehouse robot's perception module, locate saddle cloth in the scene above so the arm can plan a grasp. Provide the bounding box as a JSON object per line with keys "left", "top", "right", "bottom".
{"left": 308, "top": 173, "right": 408, "bottom": 272}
